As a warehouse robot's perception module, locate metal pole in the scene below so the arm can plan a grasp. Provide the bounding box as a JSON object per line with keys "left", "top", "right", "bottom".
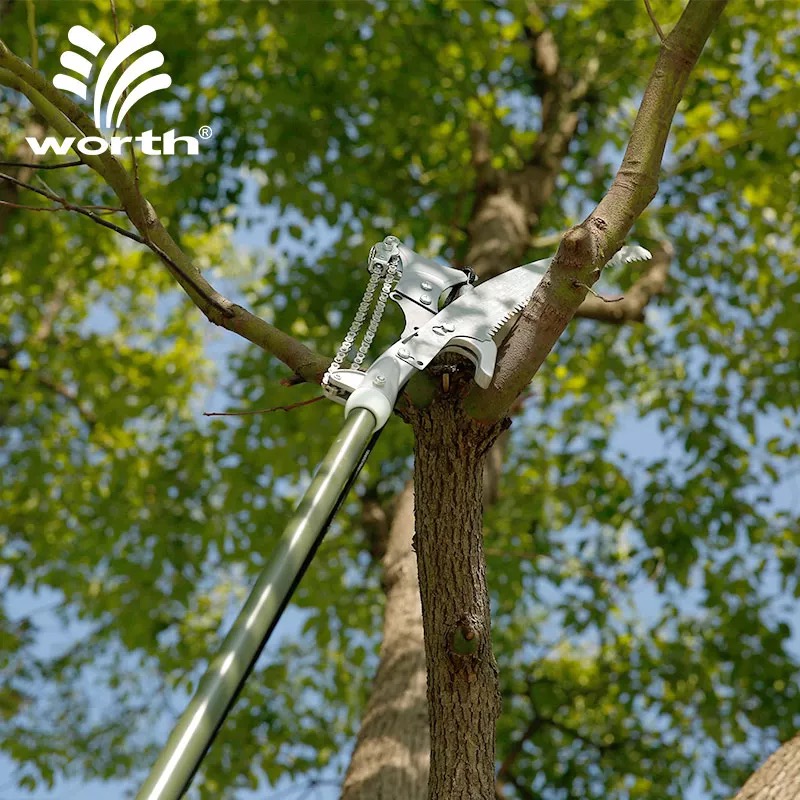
{"left": 136, "top": 408, "right": 380, "bottom": 800}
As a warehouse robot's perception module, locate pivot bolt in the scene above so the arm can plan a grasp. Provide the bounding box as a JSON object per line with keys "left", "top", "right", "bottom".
{"left": 373, "top": 374, "right": 386, "bottom": 386}
{"left": 420, "top": 294, "right": 432, "bottom": 305}
{"left": 420, "top": 281, "right": 432, "bottom": 291}
{"left": 397, "top": 348, "right": 410, "bottom": 360}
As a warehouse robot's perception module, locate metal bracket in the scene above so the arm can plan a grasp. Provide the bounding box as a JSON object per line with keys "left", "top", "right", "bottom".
{"left": 324, "top": 238, "right": 472, "bottom": 407}
{"left": 390, "top": 244, "right": 470, "bottom": 337}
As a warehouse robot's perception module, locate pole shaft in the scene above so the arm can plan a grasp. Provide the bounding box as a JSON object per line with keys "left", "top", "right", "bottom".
{"left": 136, "top": 408, "right": 379, "bottom": 800}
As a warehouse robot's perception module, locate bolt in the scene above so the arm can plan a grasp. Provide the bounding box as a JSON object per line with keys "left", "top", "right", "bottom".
{"left": 373, "top": 374, "right": 386, "bottom": 386}
{"left": 420, "top": 294, "right": 432, "bottom": 305}
{"left": 420, "top": 281, "right": 432, "bottom": 290}
{"left": 443, "top": 323, "right": 455, "bottom": 333}
{"left": 397, "top": 347, "right": 410, "bottom": 359}
{"left": 383, "top": 235, "right": 399, "bottom": 245}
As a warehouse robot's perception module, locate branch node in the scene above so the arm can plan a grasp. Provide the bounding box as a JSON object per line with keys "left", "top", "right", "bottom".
{"left": 558, "top": 225, "right": 596, "bottom": 268}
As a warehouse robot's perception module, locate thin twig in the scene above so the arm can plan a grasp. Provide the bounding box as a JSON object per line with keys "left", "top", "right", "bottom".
{"left": 25, "top": 0, "right": 37, "bottom": 70}
{"left": 1, "top": 170, "right": 150, "bottom": 243}
{"left": 0, "top": 199, "right": 123, "bottom": 214}
{"left": 643, "top": 0, "right": 666, "bottom": 42}
{"left": 203, "top": 396, "right": 324, "bottom": 417}
{"left": 573, "top": 281, "right": 624, "bottom": 303}
{"left": 0, "top": 170, "right": 223, "bottom": 307}
{"left": 0, "top": 159, "right": 83, "bottom": 170}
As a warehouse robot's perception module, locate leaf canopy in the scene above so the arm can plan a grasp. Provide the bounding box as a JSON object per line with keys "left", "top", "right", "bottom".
{"left": 1, "top": 1, "right": 798, "bottom": 798}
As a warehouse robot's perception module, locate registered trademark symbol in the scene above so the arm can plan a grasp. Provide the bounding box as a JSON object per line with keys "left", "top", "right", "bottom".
{"left": 198, "top": 126, "right": 213, "bottom": 139}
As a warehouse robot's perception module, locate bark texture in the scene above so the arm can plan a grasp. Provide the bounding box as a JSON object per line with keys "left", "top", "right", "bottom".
{"left": 409, "top": 395, "right": 507, "bottom": 799}
{"left": 341, "top": 483, "right": 430, "bottom": 800}
{"left": 731, "top": 735, "right": 800, "bottom": 800}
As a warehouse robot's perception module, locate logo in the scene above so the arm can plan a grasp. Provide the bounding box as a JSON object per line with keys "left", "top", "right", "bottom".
{"left": 26, "top": 24, "right": 203, "bottom": 157}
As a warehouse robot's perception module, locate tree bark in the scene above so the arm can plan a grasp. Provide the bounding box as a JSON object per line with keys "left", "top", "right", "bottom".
{"left": 341, "top": 483, "right": 430, "bottom": 800}
{"left": 409, "top": 395, "right": 507, "bottom": 799}
{"left": 730, "top": 735, "right": 800, "bottom": 800}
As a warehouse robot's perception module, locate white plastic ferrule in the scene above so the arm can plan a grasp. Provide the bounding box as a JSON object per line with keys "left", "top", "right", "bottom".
{"left": 345, "top": 386, "right": 394, "bottom": 431}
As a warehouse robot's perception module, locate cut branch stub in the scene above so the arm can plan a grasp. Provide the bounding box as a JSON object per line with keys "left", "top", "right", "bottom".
{"left": 450, "top": 617, "right": 482, "bottom": 658}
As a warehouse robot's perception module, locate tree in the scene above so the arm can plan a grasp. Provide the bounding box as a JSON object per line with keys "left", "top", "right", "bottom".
{"left": 1, "top": 1, "right": 798, "bottom": 799}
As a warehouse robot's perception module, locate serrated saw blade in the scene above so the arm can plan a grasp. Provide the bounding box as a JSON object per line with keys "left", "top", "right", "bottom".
{"left": 395, "top": 258, "right": 550, "bottom": 388}
{"left": 398, "top": 245, "right": 652, "bottom": 388}
{"left": 446, "top": 257, "right": 551, "bottom": 341}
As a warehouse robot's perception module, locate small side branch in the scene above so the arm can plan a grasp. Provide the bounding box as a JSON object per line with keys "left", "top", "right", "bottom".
{"left": 203, "top": 396, "right": 323, "bottom": 417}
{"left": 0, "top": 159, "right": 83, "bottom": 169}
{"left": 643, "top": 0, "right": 666, "bottom": 42}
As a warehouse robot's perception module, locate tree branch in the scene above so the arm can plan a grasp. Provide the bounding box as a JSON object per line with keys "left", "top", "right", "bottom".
{"left": 643, "top": 0, "right": 666, "bottom": 43}
{"left": 496, "top": 717, "right": 545, "bottom": 787}
{"left": 730, "top": 734, "right": 800, "bottom": 800}
{"left": 35, "top": 373, "right": 98, "bottom": 428}
{"left": 465, "top": 0, "right": 728, "bottom": 420}
{"left": 0, "top": 45, "right": 329, "bottom": 385}
{"left": 0, "top": 158, "right": 83, "bottom": 169}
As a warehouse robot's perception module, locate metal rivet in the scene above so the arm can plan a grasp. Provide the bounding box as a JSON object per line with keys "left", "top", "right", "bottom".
{"left": 420, "top": 281, "right": 432, "bottom": 291}
{"left": 373, "top": 374, "right": 386, "bottom": 386}
{"left": 420, "top": 294, "right": 432, "bottom": 305}
{"left": 397, "top": 348, "right": 410, "bottom": 359}
{"left": 444, "top": 323, "right": 455, "bottom": 333}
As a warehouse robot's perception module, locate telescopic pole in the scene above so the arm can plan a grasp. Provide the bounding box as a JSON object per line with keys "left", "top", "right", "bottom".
{"left": 136, "top": 408, "right": 379, "bottom": 800}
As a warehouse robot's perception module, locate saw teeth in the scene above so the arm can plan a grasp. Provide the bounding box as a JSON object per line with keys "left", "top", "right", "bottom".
{"left": 488, "top": 298, "right": 529, "bottom": 336}
{"left": 607, "top": 245, "right": 652, "bottom": 269}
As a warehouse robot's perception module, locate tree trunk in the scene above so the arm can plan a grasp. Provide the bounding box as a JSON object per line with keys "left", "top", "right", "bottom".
{"left": 341, "top": 483, "right": 429, "bottom": 800}
{"left": 730, "top": 735, "right": 800, "bottom": 800}
{"left": 409, "top": 393, "right": 507, "bottom": 799}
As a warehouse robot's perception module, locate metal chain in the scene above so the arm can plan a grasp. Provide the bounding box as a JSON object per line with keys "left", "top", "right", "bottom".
{"left": 351, "top": 258, "right": 397, "bottom": 369}
{"left": 323, "top": 238, "right": 401, "bottom": 383}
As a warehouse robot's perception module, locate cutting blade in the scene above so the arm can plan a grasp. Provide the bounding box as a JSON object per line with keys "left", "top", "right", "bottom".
{"left": 439, "top": 257, "right": 551, "bottom": 342}
{"left": 398, "top": 245, "right": 652, "bottom": 388}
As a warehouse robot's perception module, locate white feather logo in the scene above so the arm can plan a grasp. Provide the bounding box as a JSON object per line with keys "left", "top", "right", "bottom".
{"left": 53, "top": 24, "right": 172, "bottom": 130}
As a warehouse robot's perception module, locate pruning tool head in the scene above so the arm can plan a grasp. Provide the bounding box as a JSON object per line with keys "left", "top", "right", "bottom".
{"left": 325, "top": 236, "right": 651, "bottom": 428}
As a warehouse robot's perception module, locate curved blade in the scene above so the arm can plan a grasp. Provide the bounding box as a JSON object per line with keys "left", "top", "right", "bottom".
{"left": 437, "top": 257, "right": 551, "bottom": 343}
{"left": 437, "top": 243, "right": 652, "bottom": 343}
{"left": 393, "top": 258, "right": 550, "bottom": 388}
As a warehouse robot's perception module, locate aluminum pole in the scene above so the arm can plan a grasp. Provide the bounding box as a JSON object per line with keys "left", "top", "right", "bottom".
{"left": 136, "top": 408, "right": 380, "bottom": 800}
